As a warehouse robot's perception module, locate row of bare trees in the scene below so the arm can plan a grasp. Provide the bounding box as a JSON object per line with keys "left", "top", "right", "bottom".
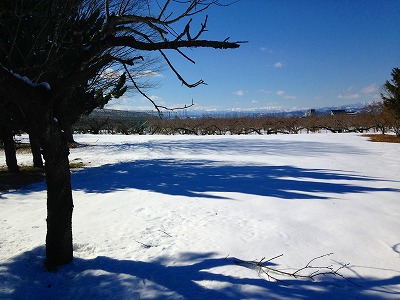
{"left": 75, "top": 116, "right": 150, "bottom": 135}
{"left": 73, "top": 66, "right": 400, "bottom": 137}
{"left": 72, "top": 102, "right": 400, "bottom": 136}
{"left": 76, "top": 66, "right": 400, "bottom": 137}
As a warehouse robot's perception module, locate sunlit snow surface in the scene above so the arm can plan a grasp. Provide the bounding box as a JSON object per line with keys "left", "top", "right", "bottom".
{"left": 1, "top": 133, "right": 399, "bottom": 299}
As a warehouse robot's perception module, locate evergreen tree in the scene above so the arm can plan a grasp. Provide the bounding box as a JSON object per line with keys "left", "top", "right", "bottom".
{"left": 381, "top": 67, "right": 400, "bottom": 119}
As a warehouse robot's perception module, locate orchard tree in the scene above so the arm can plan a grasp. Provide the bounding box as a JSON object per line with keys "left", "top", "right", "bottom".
{"left": 0, "top": 0, "right": 241, "bottom": 270}
{"left": 0, "top": 122, "right": 19, "bottom": 173}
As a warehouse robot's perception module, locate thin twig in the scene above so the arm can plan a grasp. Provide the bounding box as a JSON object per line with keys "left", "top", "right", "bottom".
{"left": 158, "top": 229, "right": 172, "bottom": 237}
{"left": 134, "top": 239, "right": 154, "bottom": 248}
{"left": 234, "top": 253, "right": 361, "bottom": 287}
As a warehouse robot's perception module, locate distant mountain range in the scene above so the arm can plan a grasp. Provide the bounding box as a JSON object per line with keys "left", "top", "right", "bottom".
{"left": 89, "top": 102, "right": 373, "bottom": 119}
{"left": 161, "top": 101, "right": 373, "bottom": 118}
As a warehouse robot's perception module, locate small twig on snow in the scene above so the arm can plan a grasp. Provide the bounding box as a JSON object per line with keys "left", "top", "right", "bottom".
{"left": 234, "top": 253, "right": 361, "bottom": 287}
{"left": 135, "top": 239, "right": 154, "bottom": 249}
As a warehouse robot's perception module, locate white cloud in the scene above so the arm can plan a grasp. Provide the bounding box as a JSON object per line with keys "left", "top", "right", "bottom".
{"left": 260, "top": 89, "right": 272, "bottom": 94}
{"left": 338, "top": 93, "right": 360, "bottom": 99}
{"left": 273, "top": 62, "right": 284, "bottom": 68}
{"left": 361, "top": 83, "right": 378, "bottom": 95}
{"left": 251, "top": 99, "right": 258, "bottom": 103}
{"left": 338, "top": 87, "right": 361, "bottom": 99}
{"left": 134, "top": 70, "right": 162, "bottom": 78}
{"left": 276, "top": 90, "right": 296, "bottom": 100}
{"left": 100, "top": 67, "right": 123, "bottom": 80}
{"left": 234, "top": 90, "right": 245, "bottom": 96}
{"left": 139, "top": 95, "right": 165, "bottom": 106}
{"left": 105, "top": 94, "right": 165, "bottom": 111}
{"left": 105, "top": 96, "right": 140, "bottom": 110}
{"left": 148, "top": 95, "right": 163, "bottom": 101}
{"left": 338, "top": 84, "right": 381, "bottom": 100}
{"left": 260, "top": 47, "right": 273, "bottom": 53}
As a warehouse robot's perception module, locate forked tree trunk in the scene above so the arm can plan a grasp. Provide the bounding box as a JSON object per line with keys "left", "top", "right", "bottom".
{"left": 0, "top": 126, "right": 19, "bottom": 173}
{"left": 29, "top": 132, "right": 44, "bottom": 168}
{"left": 39, "top": 120, "right": 74, "bottom": 270}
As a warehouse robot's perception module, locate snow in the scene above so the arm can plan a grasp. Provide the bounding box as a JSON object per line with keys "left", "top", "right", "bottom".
{"left": 0, "top": 64, "right": 51, "bottom": 90}
{"left": 1, "top": 133, "right": 399, "bottom": 299}
{"left": 39, "top": 81, "right": 51, "bottom": 90}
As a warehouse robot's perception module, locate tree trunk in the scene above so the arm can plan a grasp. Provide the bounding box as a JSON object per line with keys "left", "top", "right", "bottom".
{"left": 62, "top": 123, "right": 75, "bottom": 144}
{"left": 39, "top": 121, "right": 74, "bottom": 271}
{"left": 0, "top": 126, "right": 19, "bottom": 173}
{"left": 29, "top": 132, "right": 44, "bottom": 168}
{"left": 1, "top": 67, "right": 74, "bottom": 271}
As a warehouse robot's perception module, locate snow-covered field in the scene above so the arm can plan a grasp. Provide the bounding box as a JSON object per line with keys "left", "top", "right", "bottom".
{"left": 1, "top": 133, "right": 399, "bottom": 299}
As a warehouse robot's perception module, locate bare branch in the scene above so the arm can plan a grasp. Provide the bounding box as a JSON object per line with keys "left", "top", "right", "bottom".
{"left": 107, "top": 14, "right": 169, "bottom": 34}
{"left": 123, "top": 63, "right": 162, "bottom": 115}
{"left": 123, "top": 63, "right": 194, "bottom": 116}
{"left": 134, "top": 239, "right": 154, "bottom": 248}
{"left": 118, "top": 0, "right": 131, "bottom": 15}
{"left": 176, "top": 49, "right": 196, "bottom": 64}
{"left": 156, "top": 99, "right": 195, "bottom": 111}
{"left": 158, "top": 0, "right": 172, "bottom": 20}
{"left": 234, "top": 253, "right": 361, "bottom": 287}
{"left": 156, "top": 0, "right": 212, "bottom": 24}
{"left": 193, "top": 15, "right": 208, "bottom": 40}
{"left": 158, "top": 49, "right": 205, "bottom": 88}
{"left": 105, "top": 0, "right": 110, "bottom": 20}
{"left": 108, "top": 35, "right": 241, "bottom": 50}
{"left": 110, "top": 55, "right": 144, "bottom": 66}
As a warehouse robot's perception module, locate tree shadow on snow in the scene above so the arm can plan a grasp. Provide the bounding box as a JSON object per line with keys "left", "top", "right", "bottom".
{"left": 1, "top": 246, "right": 399, "bottom": 299}
{"left": 88, "top": 138, "right": 368, "bottom": 158}
{"left": 65, "top": 159, "right": 399, "bottom": 200}
{"left": 8, "top": 158, "right": 398, "bottom": 200}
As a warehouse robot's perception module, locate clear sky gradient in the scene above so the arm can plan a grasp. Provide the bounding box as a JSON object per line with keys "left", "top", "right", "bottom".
{"left": 107, "top": 0, "right": 400, "bottom": 112}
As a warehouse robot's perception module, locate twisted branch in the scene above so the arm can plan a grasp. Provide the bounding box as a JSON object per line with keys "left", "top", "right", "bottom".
{"left": 123, "top": 63, "right": 194, "bottom": 117}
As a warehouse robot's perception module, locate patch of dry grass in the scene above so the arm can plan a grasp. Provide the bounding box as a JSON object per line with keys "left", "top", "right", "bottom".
{"left": 0, "top": 143, "right": 32, "bottom": 154}
{"left": 15, "top": 143, "right": 33, "bottom": 153}
{"left": 0, "top": 166, "right": 45, "bottom": 192}
{"left": 0, "top": 162, "right": 85, "bottom": 192}
{"left": 1, "top": 142, "right": 87, "bottom": 154}
{"left": 363, "top": 134, "right": 400, "bottom": 143}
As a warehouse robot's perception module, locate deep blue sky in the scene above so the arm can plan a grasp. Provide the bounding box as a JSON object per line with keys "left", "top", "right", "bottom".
{"left": 107, "top": 0, "right": 400, "bottom": 112}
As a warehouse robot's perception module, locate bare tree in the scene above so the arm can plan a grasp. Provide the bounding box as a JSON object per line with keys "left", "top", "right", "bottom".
{"left": 0, "top": 124, "right": 19, "bottom": 173}
{"left": 0, "top": 0, "right": 242, "bottom": 270}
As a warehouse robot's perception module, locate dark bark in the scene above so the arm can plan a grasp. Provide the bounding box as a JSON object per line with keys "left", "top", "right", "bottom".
{"left": 40, "top": 120, "right": 74, "bottom": 270}
{"left": 62, "top": 123, "right": 75, "bottom": 144}
{"left": 29, "top": 132, "right": 44, "bottom": 168}
{"left": 107, "top": 36, "right": 241, "bottom": 50}
{"left": 1, "top": 68, "right": 73, "bottom": 270}
{"left": 0, "top": 126, "right": 19, "bottom": 173}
